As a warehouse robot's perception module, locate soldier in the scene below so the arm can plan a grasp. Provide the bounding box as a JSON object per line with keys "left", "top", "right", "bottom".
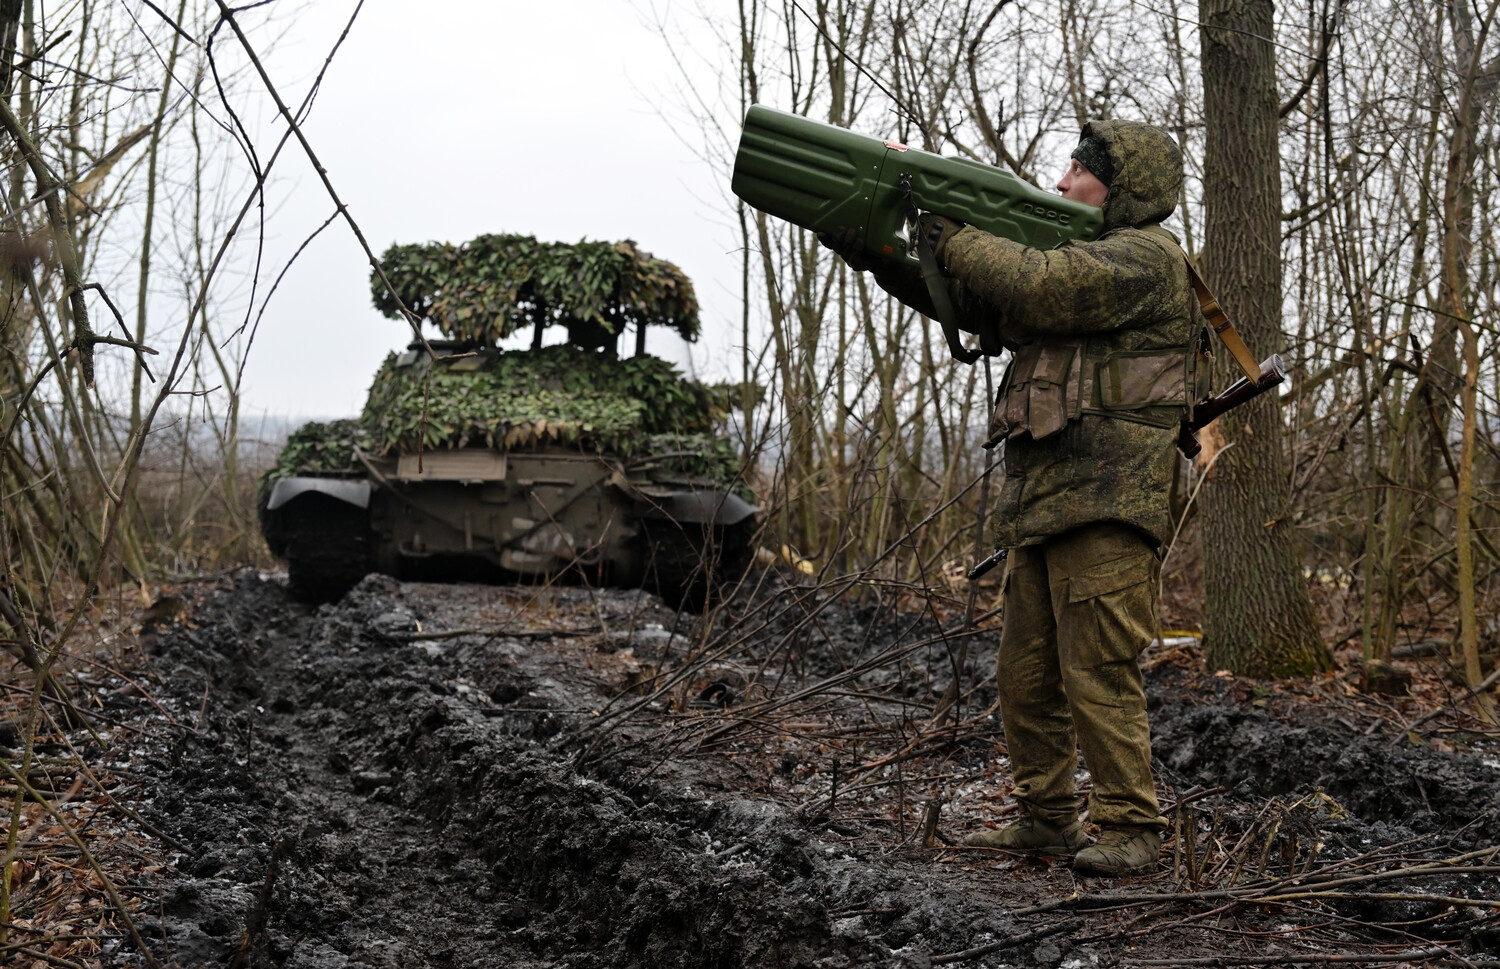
{"left": 823, "top": 120, "right": 1204, "bottom": 875}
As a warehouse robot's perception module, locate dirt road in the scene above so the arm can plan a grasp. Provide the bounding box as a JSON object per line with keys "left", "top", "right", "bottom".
{"left": 103, "top": 571, "right": 1500, "bottom": 967}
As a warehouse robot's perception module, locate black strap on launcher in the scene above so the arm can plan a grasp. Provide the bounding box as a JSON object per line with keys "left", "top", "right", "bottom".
{"left": 901, "top": 173, "right": 981, "bottom": 365}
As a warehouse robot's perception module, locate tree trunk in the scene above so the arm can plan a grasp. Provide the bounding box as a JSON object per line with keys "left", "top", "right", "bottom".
{"left": 1437, "top": 0, "right": 1500, "bottom": 713}
{"left": 1199, "top": 0, "right": 1330, "bottom": 677}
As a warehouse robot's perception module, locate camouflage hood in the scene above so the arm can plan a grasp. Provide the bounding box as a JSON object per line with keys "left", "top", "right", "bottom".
{"left": 1080, "top": 119, "right": 1183, "bottom": 232}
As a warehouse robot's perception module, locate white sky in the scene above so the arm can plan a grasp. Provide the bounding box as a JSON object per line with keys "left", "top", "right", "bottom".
{"left": 239, "top": 1, "right": 738, "bottom": 420}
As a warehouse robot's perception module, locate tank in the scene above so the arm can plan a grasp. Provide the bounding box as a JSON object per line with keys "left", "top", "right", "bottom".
{"left": 258, "top": 235, "right": 757, "bottom": 609}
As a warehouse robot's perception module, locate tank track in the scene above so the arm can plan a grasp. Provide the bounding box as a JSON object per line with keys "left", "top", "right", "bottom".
{"left": 640, "top": 517, "right": 757, "bottom": 612}
{"left": 272, "top": 493, "right": 373, "bottom": 603}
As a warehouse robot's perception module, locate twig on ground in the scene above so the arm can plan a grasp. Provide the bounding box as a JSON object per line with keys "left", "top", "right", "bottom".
{"left": 1118, "top": 947, "right": 1451, "bottom": 967}
{"left": 228, "top": 840, "right": 283, "bottom": 969}
{"left": 931, "top": 917, "right": 1085, "bottom": 964}
{"left": 1394, "top": 664, "right": 1500, "bottom": 743}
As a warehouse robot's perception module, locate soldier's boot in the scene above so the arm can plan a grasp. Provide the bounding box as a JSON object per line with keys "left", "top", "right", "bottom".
{"left": 1072, "top": 825, "right": 1160, "bottom": 875}
{"left": 963, "top": 813, "right": 1089, "bottom": 854}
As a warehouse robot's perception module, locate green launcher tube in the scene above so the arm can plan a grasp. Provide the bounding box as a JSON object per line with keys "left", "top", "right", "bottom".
{"left": 731, "top": 105, "right": 1103, "bottom": 268}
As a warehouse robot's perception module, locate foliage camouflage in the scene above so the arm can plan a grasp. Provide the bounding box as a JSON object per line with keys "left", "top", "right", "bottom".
{"left": 360, "top": 344, "right": 723, "bottom": 453}
{"left": 265, "top": 347, "right": 745, "bottom": 491}
{"left": 270, "top": 419, "right": 368, "bottom": 479}
{"left": 372, "top": 235, "right": 700, "bottom": 345}
{"left": 635, "top": 432, "right": 745, "bottom": 488}
{"left": 266, "top": 235, "right": 744, "bottom": 498}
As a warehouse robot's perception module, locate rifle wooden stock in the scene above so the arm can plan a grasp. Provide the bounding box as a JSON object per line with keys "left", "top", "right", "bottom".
{"left": 1177, "top": 354, "right": 1287, "bottom": 458}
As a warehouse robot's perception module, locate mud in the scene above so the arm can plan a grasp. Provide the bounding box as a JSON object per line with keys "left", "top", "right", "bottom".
{"left": 101, "top": 571, "right": 1500, "bottom": 967}
{"left": 1148, "top": 669, "right": 1500, "bottom": 840}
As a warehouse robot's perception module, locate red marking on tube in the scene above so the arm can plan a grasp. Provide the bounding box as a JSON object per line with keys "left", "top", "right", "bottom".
{"left": 884, "top": 140, "right": 909, "bottom": 151}
{"left": 882, "top": 244, "right": 895, "bottom": 254}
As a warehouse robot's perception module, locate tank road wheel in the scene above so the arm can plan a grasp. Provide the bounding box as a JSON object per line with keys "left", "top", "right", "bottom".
{"left": 641, "top": 517, "right": 756, "bottom": 612}
{"left": 278, "top": 493, "right": 373, "bottom": 603}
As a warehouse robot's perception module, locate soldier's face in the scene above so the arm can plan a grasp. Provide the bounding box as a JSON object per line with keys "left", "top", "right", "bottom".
{"left": 1056, "top": 159, "right": 1109, "bottom": 208}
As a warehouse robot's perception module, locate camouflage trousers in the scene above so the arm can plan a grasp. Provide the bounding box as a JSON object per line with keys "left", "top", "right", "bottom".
{"left": 996, "top": 522, "right": 1166, "bottom": 830}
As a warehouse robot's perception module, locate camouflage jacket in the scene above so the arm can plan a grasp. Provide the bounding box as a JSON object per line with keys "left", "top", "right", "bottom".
{"left": 937, "top": 120, "right": 1205, "bottom": 550}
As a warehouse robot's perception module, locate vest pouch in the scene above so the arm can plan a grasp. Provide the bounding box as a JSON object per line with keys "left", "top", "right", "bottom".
{"left": 985, "top": 365, "right": 1013, "bottom": 448}
{"left": 999, "top": 342, "right": 1081, "bottom": 441}
{"left": 1097, "top": 350, "right": 1188, "bottom": 413}
{"left": 1026, "top": 344, "right": 1079, "bottom": 439}
{"left": 1001, "top": 344, "right": 1039, "bottom": 434}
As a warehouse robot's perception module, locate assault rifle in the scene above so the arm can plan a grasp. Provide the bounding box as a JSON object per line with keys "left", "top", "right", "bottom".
{"left": 1178, "top": 353, "right": 1286, "bottom": 459}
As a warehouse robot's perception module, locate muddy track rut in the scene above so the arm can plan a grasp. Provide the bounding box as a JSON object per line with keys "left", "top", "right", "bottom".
{"left": 118, "top": 572, "right": 1500, "bottom": 968}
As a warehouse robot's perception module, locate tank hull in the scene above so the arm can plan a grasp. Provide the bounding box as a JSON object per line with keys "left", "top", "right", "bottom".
{"left": 261, "top": 446, "right": 756, "bottom": 609}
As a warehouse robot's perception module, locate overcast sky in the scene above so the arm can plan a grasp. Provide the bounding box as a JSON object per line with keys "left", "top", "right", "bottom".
{"left": 240, "top": 1, "right": 737, "bottom": 420}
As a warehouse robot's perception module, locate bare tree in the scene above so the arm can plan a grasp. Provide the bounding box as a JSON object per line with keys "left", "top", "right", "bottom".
{"left": 1198, "top": 0, "right": 1330, "bottom": 676}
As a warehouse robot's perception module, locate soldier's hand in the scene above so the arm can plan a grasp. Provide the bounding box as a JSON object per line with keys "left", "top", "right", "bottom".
{"left": 915, "top": 212, "right": 965, "bottom": 266}
{"left": 816, "top": 226, "right": 876, "bottom": 273}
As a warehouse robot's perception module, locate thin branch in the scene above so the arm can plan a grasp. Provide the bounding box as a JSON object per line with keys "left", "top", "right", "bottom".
{"left": 211, "top": 0, "right": 432, "bottom": 355}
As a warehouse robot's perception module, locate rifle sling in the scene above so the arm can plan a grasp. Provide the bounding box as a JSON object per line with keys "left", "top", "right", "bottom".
{"left": 1180, "top": 249, "right": 1262, "bottom": 384}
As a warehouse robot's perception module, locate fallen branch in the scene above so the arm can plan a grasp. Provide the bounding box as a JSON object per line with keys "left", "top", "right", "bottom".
{"left": 392, "top": 626, "right": 596, "bottom": 642}
{"left": 1119, "top": 947, "right": 1451, "bottom": 967}
{"left": 931, "top": 917, "right": 1084, "bottom": 964}
{"left": 1394, "top": 663, "right": 1500, "bottom": 744}
{"left": 228, "top": 840, "right": 283, "bottom": 969}
{"left": 696, "top": 624, "right": 993, "bottom": 748}
{"left": 999, "top": 846, "right": 1500, "bottom": 918}
{"left": 10, "top": 946, "right": 90, "bottom": 969}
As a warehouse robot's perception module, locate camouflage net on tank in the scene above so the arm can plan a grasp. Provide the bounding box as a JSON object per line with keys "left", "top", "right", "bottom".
{"left": 269, "top": 419, "right": 369, "bottom": 479}
{"left": 268, "top": 232, "right": 740, "bottom": 490}
{"left": 633, "top": 432, "right": 746, "bottom": 488}
{"left": 360, "top": 345, "right": 721, "bottom": 453}
{"left": 373, "top": 235, "right": 700, "bottom": 345}
{"left": 265, "top": 347, "right": 745, "bottom": 490}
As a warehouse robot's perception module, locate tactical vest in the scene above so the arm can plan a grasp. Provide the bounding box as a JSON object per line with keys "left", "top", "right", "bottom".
{"left": 986, "top": 335, "right": 1208, "bottom": 447}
